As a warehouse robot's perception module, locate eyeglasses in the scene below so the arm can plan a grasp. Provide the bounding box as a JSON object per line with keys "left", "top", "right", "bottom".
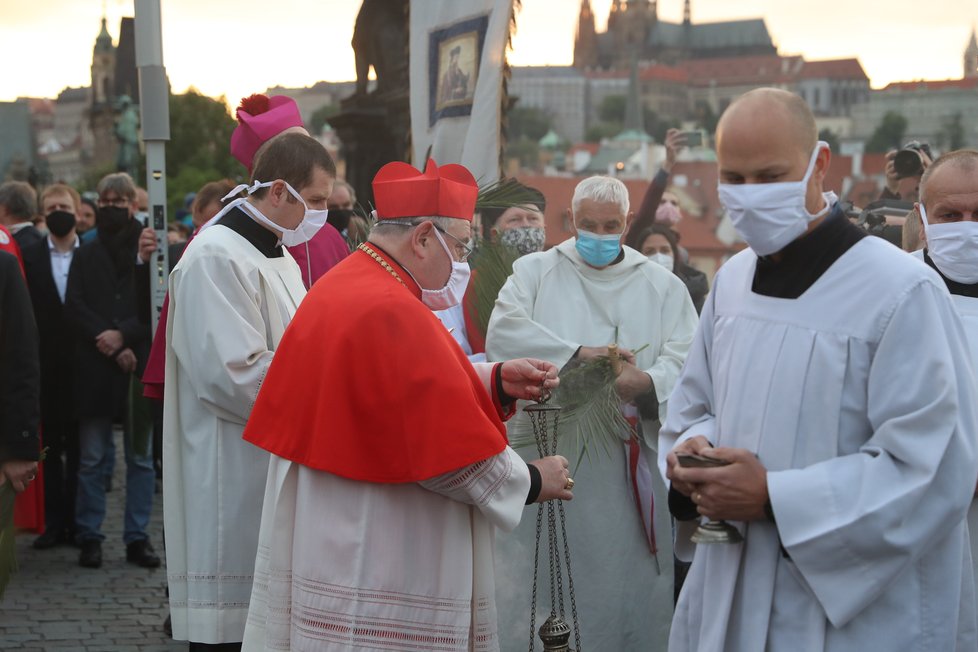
{"left": 431, "top": 224, "right": 474, "bottom": 262}
{"left": 382, "top": 220, "right": 473, "bottom": 262}
{"left": 97, "top": 196, "right": 131, "bottom": 208}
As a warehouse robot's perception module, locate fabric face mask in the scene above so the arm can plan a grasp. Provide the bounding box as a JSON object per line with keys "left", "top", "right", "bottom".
{"left": 229, "top": 180, "right": 328, "bottom": 247}
{"left": 419, "top": 227, "right": 471, "bottom": 310}
{"left": 500, "top": 226, "right": 545, "bottom": 256}
{"left": 919, "top": 203, "right": 978, "bottom": 284}
{"left": 655, "top": 202, "right": 682, "bottom": 225}
{"left": 718, "top": 141, "right": 834, "bottom": 256}
{"left": 46, "top": 210, "right": 77, "bottom": 238}
{"left": 648, "top": 252, "right": 674, "bottom": 271}
{"left": 576, "top": 229, "right": 622, "bottom": 267}
{"left": 327, "top": 208, "right": 353, "bottom": 234}
{"left": 95, "top": 205, "right": 131, "bottom": 236}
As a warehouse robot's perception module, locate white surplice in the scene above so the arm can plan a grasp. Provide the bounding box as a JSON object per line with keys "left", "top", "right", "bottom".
{"left": 485, "top": 239, "right": 699, "bottom": 650}
{"left": 163, "top": 224, "right": 306, "bottom": 644}
{"left": 914, "top": 248, "right": 978, "bottom": 590}
{"left": 241, "top": 364, "right": 530, "bottom": 652}
{"left": 661, "top": 238, "right": 978, "bottom": 652}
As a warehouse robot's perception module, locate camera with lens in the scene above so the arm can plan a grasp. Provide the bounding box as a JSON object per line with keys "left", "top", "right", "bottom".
{"left": 893, "top": 141, "right": 934, "bottom": 179}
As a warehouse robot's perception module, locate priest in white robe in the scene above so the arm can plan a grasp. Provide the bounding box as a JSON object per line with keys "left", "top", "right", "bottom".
{"left": 913, "top": 148, "right": 978, "bottom": 611}
{"left": 661, "top": 88, "right": 978, "bottom": 652}
{"left": 163, "top": 133, "right": 336, "bottom": 649}
{"left": 239, "top": 160, "right": 573, "bottom": 652}
{"left": 486, "top": 175, "right": 699, "bottom": 650}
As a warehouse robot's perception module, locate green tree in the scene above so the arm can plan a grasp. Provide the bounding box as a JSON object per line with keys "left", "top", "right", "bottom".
{"left": 865, "top": 111, "right": 908, "bottom": 153}
{"left": 165, "top": 89, "right": 243, "bottom": 216}
{"left": 818, "top": 128, "right": 841, "bottom": 153}
{"left": 939, "top": 113, "right": 966, "bottom": 151}
{"left": 504, "top": 138, "right": 540, "bottom": 170}
{"left": 508, "top": 106, "right": 552, "bottom": 142}
{"left": 598, "top": 95, "right": 627, "bottom": 124}
{"left": 585, "top": 122, "right": 622, "bottom": 142}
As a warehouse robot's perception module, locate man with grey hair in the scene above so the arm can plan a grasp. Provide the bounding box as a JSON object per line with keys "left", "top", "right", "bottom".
{"left": 65, "top": 171, "right": 160, "bottom": 570}
{"left": 0, "top": 180, "right": 42, "bottom": 249}
{"left": 914, "top": 149, "right": 978, "bottom": 600}
{"left": 662, "top": 88, "right": 976, "bottom": 651}
{"left": 487, "top": 174, "right": 698, "bottom": 649}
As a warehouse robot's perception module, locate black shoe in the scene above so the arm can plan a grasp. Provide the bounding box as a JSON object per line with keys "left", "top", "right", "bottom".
{"left": 79, "top": 540, "right": 102, "bottom": 568}
{"left": 32, "top": 529, "right": 65, "bottom": 550}
{"left": 126, "top": 539, "right": 161, "bottom": 568}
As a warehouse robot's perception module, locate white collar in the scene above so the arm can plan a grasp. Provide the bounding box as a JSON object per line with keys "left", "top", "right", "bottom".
{"left": 48, "top": 234, "right": 79, "bottom": 252}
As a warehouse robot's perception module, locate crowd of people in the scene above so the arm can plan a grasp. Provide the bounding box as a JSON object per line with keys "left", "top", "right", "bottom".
{"left": 2, "top": 85, "right": 978, "bottom": 652}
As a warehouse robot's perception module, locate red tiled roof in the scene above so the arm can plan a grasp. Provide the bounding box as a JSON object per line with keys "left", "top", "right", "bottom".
{"left": 680, "top": 55, "right": 803, "bottom": 87}
{"left": 585, "top": 64, "right": 688, "bottom": 84}
{"left": 797, "top": 58, "right": 867, "bottom": 81}
{"left": 883, "top": 77, "right": 978, "bottom": 92}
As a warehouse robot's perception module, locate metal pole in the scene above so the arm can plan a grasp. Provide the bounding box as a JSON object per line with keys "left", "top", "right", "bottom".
{"left": 134, "top": 0, "right": 170, "bottom": 334}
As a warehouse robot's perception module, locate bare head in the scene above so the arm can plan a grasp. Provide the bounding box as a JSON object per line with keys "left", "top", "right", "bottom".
{"left": 328, "top": 180, "right": 356, "bottom": 211}
{"left": 918, "top": 150, "right": 978, "bottom": 225}
{"left": 0, "top": 181, "right": 38, "bottom": 226}
{"left": 716, "top": 88, "right": 829, "bottom": 216}
{"left": 248, "top": 132, "right": 336, "bottom": 233}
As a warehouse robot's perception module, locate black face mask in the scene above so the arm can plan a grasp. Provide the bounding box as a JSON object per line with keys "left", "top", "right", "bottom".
{"left": 327, "top": 208, "right": 353, "bottom": 234}
{"left": 46, "top": 210, "right": 77, "bottom": 238}
{"left": 96, "top": 205, "right": 131, "bottom": 236}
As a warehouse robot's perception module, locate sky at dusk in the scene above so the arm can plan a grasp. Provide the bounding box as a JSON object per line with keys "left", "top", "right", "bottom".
{"left": 1, "top": 0, "right": 976, "bottom": 107}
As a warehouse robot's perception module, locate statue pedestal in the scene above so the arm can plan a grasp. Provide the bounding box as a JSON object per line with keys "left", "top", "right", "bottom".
{"left": 330, "top": 91, "right": 409, "bottom": 208}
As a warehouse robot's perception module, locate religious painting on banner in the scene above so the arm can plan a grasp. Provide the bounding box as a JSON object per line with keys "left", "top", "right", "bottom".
{"left": 411, "top": 0, "right": 515, "bottom": 185}
{"left": 431, "top": 16, "right": 487, "bottom": 120}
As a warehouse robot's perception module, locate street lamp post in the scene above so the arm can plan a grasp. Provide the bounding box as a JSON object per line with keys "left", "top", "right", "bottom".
{"left": 134, "top": 0, "right": 170, "bottom": 334}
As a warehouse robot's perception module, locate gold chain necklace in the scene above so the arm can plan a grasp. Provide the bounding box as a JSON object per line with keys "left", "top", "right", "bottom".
{"left": 358, "top": 243, "right": 405, "bottom": 286}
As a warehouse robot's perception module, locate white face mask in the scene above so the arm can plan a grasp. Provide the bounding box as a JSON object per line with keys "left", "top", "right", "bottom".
{"left": 648, "top": 252, "right": 674, "bottom": 270}
{"left": 718, "top": 141, "right": 835, "bottom": 256}
{"left": 919, "top": 203, "right": 978, "bottom": 284}
{"left": 417, "top": 227, "right": 471, "bottom": 310}
{"left": 225, "top": 180, "right": 328, "bottom": 247}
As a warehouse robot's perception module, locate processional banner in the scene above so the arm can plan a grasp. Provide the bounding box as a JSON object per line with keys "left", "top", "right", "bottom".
{"left": 409, "top": 0, "right": 515, "bottom": 185}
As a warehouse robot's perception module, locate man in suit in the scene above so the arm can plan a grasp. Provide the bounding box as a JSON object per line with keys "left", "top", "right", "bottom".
{"left": 0, "top": 181, "right": 42, "bottom": 250}
{"left": 65, "top": 172, "right": 160, "bottom": 569}
{"left": 22, "top": 184, "right": 83, "bottom": 549}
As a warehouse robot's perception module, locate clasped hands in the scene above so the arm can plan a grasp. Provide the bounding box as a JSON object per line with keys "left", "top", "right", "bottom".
{"left": 666, "top": 435, "right": 770, "bottom": 522}
{"left": 95, "top": 329, "right": 137, "bottom": 373}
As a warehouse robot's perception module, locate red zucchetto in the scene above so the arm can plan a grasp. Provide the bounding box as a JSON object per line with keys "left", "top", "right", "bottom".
{"left": 372, "top": 159, "right": 478, "bottom": 221}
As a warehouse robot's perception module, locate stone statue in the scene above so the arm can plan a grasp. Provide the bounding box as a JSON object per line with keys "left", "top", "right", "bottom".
{"left": 352, "top": 0, "right": 409, "bottom": 96}
{"left": 114, "top": 95, "right": 140, "bottom": 179}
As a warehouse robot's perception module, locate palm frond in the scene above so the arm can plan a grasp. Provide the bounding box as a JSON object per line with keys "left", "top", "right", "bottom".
{"left": 512, "top": 354, "right": 631, "bottom": 473}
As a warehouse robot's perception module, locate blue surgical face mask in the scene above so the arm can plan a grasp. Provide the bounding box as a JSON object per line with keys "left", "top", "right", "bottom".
{"left": 575, "top": 230, "right": 622, "bottom": 267}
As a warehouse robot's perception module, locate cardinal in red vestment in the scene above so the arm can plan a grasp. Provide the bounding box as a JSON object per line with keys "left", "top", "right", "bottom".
{"left": 239, "top": 160, "right": 574, "bottom": 651}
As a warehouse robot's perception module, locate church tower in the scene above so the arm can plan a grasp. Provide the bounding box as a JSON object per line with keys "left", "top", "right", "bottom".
{"left": 573, "top": 0, "right": 599, "bottom": 69}
{"left": 91, "top": 17, "right": 116, "bottom": 107}
{"left": 965, "top": 26, "right": 978, "bottom": 79}
{"left": 89, "top": 16, "right": 119, "bottom": 170}
{"left": 683, "top": 0, "right": 692, "bottom": 26}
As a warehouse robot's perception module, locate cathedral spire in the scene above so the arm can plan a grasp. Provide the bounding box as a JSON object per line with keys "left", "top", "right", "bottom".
{"left": 966, "top": 25, "right": 978, "bottom": 79}
{"left": 574, "top": 0, "right": 599, "bottom": 69}
{"left": 683, "top": 0, "right": 692, "bottom": 26}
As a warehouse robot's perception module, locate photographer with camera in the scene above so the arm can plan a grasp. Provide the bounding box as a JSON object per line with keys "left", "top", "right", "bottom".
{"left": 881, "top": 141, "right": 934, "bottom": 203}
